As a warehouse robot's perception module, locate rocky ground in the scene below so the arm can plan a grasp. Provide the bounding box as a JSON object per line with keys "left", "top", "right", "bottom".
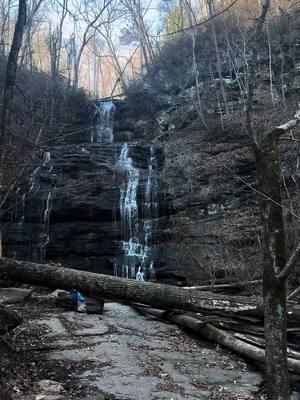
{"left": 0, "top": 287, "right": 298, "bottom": 400}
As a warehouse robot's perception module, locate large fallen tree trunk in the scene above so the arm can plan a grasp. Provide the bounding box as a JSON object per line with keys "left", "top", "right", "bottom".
{"left": 0, "top": 257, "right": 260, "bottom": 314}
{"left": 182, "top": 279, "right": 262, "bottom": 291}
{"left": 134, "top": 305, "right": 300, "bottom": 374}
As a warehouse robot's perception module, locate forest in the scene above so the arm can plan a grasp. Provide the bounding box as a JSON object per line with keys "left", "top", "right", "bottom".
{"left": 0, "top": 0, "right": 300, "bottom": 399}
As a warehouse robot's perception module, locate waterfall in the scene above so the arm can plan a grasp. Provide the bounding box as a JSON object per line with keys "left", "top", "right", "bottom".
{"left": 115, "top": 143, "right": 158, "bottom": 280}
{"left": 29, "top": 166, "right": 40, "bottom": 192}
{"left": 6, "top": 99, "right": 162, "bottom": 281}
{"left": 43, "top": 151, "right": 53, "bottom": 172}
{"left": 100, "top": 101, "right": 116, "bottom": 122}
{"left": 91, "top": 100, "right": 116, "bottom": 143}
{"left": 39, "top": 151, "right": 54, "bottom": 262}
{"left": 19, "top": 193, "right": 26, "bottom": 227}
{"left": 145, "top": 146, "right": 158, "bottom": 211}
{"left": 143, "top": 145, "right": 158, "bottom": 254}
{"left": 117, "top": 143, "right": 139, "bottom": 235}
{"left": 24, "top": 151, "right": 55, "bottom": 262}
{"left": 142, "top": 145, "right": 158, "bottom": 280}
{"left": 39, "top": 190, "right": 52, "bottom": 263}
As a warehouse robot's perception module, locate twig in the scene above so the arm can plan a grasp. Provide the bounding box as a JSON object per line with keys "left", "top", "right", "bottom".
{"left": 278, "top": 241, "right": 300, "bottom": 281}
{"left": 288, "top": 285, "right": 300, "bottom": 300}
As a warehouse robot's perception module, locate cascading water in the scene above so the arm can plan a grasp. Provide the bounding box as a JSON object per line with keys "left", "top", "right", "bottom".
{"left": 43, "top": 151, "right": 53, "bottom": 172}
{"left": 7, "top": 99, "right": 161, "bottom": 280}
{"left": 17, "top": 151, "right": 55, "bottom": 262}
{"left": 115, "top": 142, "right": 158, "bottom": 280}
{"left": 38, "top": 152, "right": 54, "bottom": 262}
{"left": 18, "top": 193, "right": 26, "bottom": 227}
{"left": 29, "top": 166, "right": 40, "bottom": 192}
{"left": 39, "top": 190, "right": 51, "bottom": 263}
{"left": 118, "top": 143, "right": 139, "bottom": 235}
{"left": 142, "top": 145, "right": 158, "bottom": 280}
{"left": 91, "top": 100, "right": 116, "bottom": 144}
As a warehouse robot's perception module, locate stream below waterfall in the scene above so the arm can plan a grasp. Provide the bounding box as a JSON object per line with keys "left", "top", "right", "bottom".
{"left": 3, "top": 100, "right": 162, "bottom": 280}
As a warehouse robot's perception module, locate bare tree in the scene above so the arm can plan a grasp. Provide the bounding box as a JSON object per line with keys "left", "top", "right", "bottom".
{"left": 0, "top": 0, "right": 26, "bottom": 261}
{"left": 0, "top": 0, "right": 16, "bottom": 55}
{"left": 92, "top": 0, "right": 129, "bottom": 91}
{"left": 182, "top": 0, "right": 207, "bottom": 126}
{"left": 120, "top": 0, "right": 156, "bottom": 73}
{"left": 0, "top": 0, "right": 26, "bottom": 178}
{"left": 246, "top": 1, "right": 300, "bottom": 398}
{"left": 65, "top": 32, "right": 76, "bottom": 86}
{"left": 206, "top": 0, "right": 229, "bottom": 116}
{"left": 71, "top": 0, "right": 113, "bottom": 88}
{"left": 20, "top": 0, "right": 45, "bottom": 70}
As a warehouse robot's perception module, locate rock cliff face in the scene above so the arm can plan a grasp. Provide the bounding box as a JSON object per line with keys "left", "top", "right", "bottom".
{"left": 158, "top": 123, "right": 261, "bottom": 284}
{"left": 2, "top": 104, "right": 167, "bottom": 280}
{"left": 3, "top": 93, "right": 299, "bottom": 285}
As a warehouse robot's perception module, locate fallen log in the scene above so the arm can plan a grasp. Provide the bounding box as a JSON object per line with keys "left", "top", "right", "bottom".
{"left": 0, "top": 257, "right": 260, "bottom": 314}
{"left": 288, "top": 285, "right": 300, "bottom": 300}
{"left": 134, "top": 305, "right": 300, "bottom": 375}
{"left": 182, "top": 280, "right": 262, "bottom": 291}
{"left": 230, "top": 332, "right": 300, "bottom": 362}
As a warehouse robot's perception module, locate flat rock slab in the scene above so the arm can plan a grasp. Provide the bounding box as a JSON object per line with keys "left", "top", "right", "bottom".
{"left": 72, "top": 326, "right": 109, "bottom": 336}
{"left": 47, "top": 303, "right": 263, "bottom": 399}
{"left": 12, "top": 300, "right": 265, "bottom": 400}
{"left": 0, "top": 288, "right": 32, "bottom": 304}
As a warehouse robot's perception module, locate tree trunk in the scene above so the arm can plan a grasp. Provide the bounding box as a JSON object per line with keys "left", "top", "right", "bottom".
{"left": 0, "top": 0, "right": 27, "bottom": 173}
{"left": 134, "top": 306, "right": 300, "bottom": 374}
{"left": 182, "top": 279, "right": 262, "bottom": 291}
{"left": 0, "top": 257, "right": 259, "bottom": 314}
{"left": 254, "top": 134, "right": 290, "bottom": 399}
{"left": 207, "top": 0, "right": 229, "bottom": 117}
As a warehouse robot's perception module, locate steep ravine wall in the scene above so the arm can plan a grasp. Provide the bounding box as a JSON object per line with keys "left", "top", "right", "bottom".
{"left": 116, "top": 96, "right": 300, "bottom": 284}
{"left": 158, "top": 124, "right": 262, "bottom": 284}
{"left": 2, "top": 106, "right": 167, "bottom": 280}
{"left": 117, "top": 104, "right": 262, "bottom": 284}
{"left": 2, "top": 94, "right": 300, "bottom": 285}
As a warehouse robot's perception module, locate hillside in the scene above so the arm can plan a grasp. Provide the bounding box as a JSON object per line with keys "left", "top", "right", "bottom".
{"left": 112, "top": 5, "right": 300, "bottom": 284}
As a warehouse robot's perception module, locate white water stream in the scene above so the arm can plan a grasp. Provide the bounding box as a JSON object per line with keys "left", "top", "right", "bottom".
{"left": 22, "top": 151, "right": 55, "bottom": 262}
{"left": 13, "top": 100, "right": 158, "bottom": 279}
{"left": 115, "top": 142, "right": 158, "bottom": 280}
{"left": 91, "top": 100, "right": 116, "bottom": 143}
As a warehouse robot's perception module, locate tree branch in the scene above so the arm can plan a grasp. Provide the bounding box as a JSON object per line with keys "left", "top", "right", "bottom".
{"left": 273, "top": 103, "right": 300, "bottom": 137}
{"left": 246, "top": 0, "right": 270, "bottom": 147}
{"left": 278, "top": 241, "right": 300, "bottom": 281}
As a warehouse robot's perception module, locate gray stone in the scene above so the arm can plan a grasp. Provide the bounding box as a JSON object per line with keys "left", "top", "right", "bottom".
{"left": 0, "top": 288, "right": 32, "bottom": 304}
{"left": 79, "top": 396, "right": 106, "bottom": 400}
{"left": 73, "top": 326, "right": 109, "bottom": 337}
{"left": 93, "top": 375, "right": 161, "bottom": 400}
{"left": 15, "top": 301, "right": 264, "bottom": 399}
{"left": 33, "top": 317, "right": 66, "bottom": 337}
{"left": 37, "top": 379, "right": 64, "bottom": 394}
